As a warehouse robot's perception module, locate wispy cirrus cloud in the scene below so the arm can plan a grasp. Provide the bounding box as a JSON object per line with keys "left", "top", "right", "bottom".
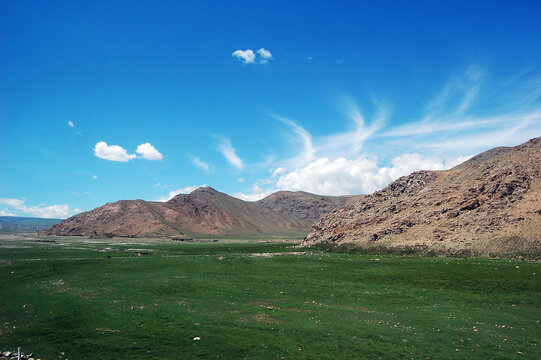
{"left": 217, "top": 138, "right": 244, "bottom": 170}
{"left": 378, "top": 66, "right": 541, "bottom": 152}
{"left": 192, "top": 157, "right": 212, "bottom": 173}
{"left": 237, "top": 66, "right": 541, "bottom": 200}
{"left": 274, "top": 116, "right": 316, "bottom": 167}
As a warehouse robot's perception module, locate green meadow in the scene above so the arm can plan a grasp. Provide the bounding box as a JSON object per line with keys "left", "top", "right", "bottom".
{"left": 0, "top": 236, "right": 539, "bottom": 359}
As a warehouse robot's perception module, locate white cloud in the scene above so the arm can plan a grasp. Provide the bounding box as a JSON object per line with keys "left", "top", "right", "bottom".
{"left": 94, "top": 141, "right": 163, "bottom": 162}
{"left": 0, "top": 208, "right": 16, "bottom": 216}
{"left": 257, "top": 48, "right": 272, "bottom": 63}
{"left": 235, "top": 183, "right": 276, "bottom": 201}
{"left": 233, "top": 48, "right": 273, "bottom": 64}
{"left": 157, "top": 185, "right": 207, "bottom": 202}
{"left": 232, "top": 49, "right": 256, "bottom": 64}
{"left": 273, "top": 153, "right": 469, "bottom": 196}
{"left": 318, "top": 100, "right": 385, "bottom": 158}
{"left": 192, "top": 157, "right": 211, "bottom": 172}
{"left": 94, "top": 141, "right": 136, "bottom": 162}
{"left": 237, "top": 178, "right": 245, "bottom": 183}
{"left": 68, "top": 121, "right": 74, "bottom": 128}
{"left": 92, "top": 175, "right": 98, "bottom": 179}
{"left": 233, "top": 66, "right": 540, "bottom": 200}
{"left": 136, "top": 142, "right": 163, "bottom": 160}
{"left": 271, "top": 167, "right": 286, "bottom": 178}
{"left": 0, "top": 198, "right": 76, "bottom": 219}
{"left": 276, "top": 116, "right": 316, "bottom": 167}
{"left": 218, "top": 139, "right": 244, "bottom": 170}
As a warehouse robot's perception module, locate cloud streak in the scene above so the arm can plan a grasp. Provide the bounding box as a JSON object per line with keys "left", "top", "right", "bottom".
{"left": 218, "top": 138, "right": 244, "bottom": 170}
{"left": 192, "top": 157, "right": 212, "bottom": 172}
{"left": 238, "top": 66, "right": 540, "bottom": 200}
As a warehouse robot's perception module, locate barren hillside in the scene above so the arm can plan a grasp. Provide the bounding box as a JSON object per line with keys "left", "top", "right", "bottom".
{"left": 303, "top": 137, "right": 541, "bottom": 257}
{"left": 41, "top": 187, "right": 352, "bottom": 238}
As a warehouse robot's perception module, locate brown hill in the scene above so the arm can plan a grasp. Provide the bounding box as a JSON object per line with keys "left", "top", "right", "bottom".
{"left": 41, "top": 187, "right": 352, "bottom": 238}
{"left": 303, "top": 137, "right": 541, "bottom": 257}
{"left": 258, "top": 191, "right": 352, "bottom": 224}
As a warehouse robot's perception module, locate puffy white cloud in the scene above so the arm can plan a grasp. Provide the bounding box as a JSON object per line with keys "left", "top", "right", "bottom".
{"left": 92, "top": 175, "right": 98, "bottom": 179}
{"left": 0, "top": 198, "right": 76, "bottom": 218}
{"left": 94, "top": 141, "right": 136, "bottom": 162}
{"left": 218, "top": 139, "right": 244, "bottom": 170}
{"left": 232, "top": 49, "right": 256, "bottom": 64}
{"left": 192, "top": 157, "right": 211, "bottom": 172}
{"left": 274, "top": 154, "right": 470, "bottom": 196}
{"left": 135, "top": 142, "right": 163, "bottom": 160}
{"left": 94, "top": 141, "right": 163, "bottom": 162}
{"left": 257, "top": 48, "right": 272, "bottom": 63}
{"left": 237, "top": 177, "right": 245, "bottom": 183}
{"left": 157, "top": 185, "right": 207, "bottom": 202}
{"left": 233, "top": 48, "right": 273, "bottom": 64}
{"left": 68, "top": 121, "right": 74, "bottom": 128}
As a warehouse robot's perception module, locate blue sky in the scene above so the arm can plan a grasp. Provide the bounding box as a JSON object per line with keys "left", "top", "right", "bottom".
{"left": 1, "top": 0, "right": 541, "bottom": 218}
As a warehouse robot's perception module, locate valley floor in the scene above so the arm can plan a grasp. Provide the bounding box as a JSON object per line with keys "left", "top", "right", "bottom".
{"left": 0, "top": 235, "right": 539, "bottom": 359}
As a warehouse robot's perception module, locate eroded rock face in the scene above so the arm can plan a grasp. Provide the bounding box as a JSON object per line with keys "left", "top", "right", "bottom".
{"left": 303, "top": 137, "right": 541, "bottom": 256}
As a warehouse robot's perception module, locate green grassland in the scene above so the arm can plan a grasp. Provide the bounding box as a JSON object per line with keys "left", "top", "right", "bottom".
{"left": 0, "top": 236, "right": 539, "bottom": 359}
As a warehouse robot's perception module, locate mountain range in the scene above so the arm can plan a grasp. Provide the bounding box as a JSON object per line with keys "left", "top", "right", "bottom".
{"left": 41, "top": 187, "right": 353, "bottom": 238}
{"left": 41, "top": 137, "right": 541, "bottom": 257}
{"left": 0, "top": 216, "right": 62, "bottom": 233}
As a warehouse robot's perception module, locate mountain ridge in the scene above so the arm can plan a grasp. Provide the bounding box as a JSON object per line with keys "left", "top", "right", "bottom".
{"left": 41, "top": 188, "right": 352, "bottom": 238}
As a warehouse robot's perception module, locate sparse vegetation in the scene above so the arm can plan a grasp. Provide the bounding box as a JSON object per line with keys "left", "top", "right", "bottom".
{"left": 1, "top": 236, "right": 539, "bottom": 359}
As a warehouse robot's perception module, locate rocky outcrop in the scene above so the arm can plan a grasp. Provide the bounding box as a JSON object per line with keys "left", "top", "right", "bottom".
{"left": 41, "top": 188, "right": 353, "bottom": 238}
{"left": 303, "top": 137, "right": 541, "bottom": 257}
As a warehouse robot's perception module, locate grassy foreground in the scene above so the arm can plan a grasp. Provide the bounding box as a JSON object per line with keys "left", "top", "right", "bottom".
{"left": 0, "top": 237, "right": 539, "bottom": 359}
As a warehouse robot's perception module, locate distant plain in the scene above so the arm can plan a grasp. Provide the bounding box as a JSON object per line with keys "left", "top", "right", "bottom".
{"left": 0, "top": 234, "right": 539, "bottom": 359}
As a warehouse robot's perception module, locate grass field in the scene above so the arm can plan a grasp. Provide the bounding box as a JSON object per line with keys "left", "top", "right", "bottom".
{"left": 0, "top": 235, "right": 539, "bottom": 359}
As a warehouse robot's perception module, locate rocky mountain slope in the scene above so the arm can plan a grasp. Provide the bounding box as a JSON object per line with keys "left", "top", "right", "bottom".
{"left": 41, "top": 187, "right": 351, "bottom": 238}
{"left": 303, "top": 137, "right": 541, "bottom": 257}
